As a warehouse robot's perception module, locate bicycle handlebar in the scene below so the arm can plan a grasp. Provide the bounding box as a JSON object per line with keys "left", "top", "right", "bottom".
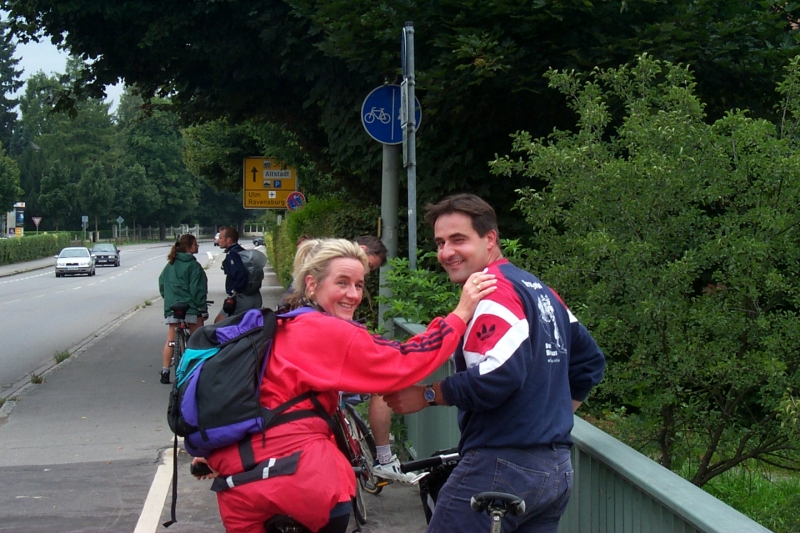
{"left": 400, "top": 452, "right": 460, "bottom": 473}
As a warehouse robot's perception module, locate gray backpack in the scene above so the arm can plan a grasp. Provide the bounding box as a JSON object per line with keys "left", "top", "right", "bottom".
{"left": 237, "top": 249, "right": 267, "bottom": 295}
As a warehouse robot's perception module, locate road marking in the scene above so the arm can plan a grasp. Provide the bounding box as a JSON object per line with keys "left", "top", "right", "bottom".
{"left": 72, "top": 286, "right": 83, "bottom": 290}
{"left": 134, "top": 445, "right": 175, "bottom": 533}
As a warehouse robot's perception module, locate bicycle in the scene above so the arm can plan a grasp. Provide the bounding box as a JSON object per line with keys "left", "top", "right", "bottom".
{"left": 400, "top": 451, "right": 525, "bottom": 533}
{"left": 168, "top": 300, "right": 212, "bottom": 371}
{"left": 334, "top": 393, "right": 382, "bottom": 525}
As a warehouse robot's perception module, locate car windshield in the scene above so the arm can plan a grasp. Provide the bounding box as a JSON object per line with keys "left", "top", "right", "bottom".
{"left": 92, "top": 244, "right": 115, "bottom": 252}
{"left": 60, "top": 248, "right": 89, "bottom": 258}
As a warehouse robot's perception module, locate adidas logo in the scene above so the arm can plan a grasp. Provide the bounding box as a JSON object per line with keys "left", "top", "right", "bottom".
{"left": 476, "top": 324, "right": 496, "bottom": 341}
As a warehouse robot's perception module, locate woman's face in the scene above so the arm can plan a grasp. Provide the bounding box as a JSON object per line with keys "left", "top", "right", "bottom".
{"left": 306, "top": 257, "right": 365, "bottom": 320}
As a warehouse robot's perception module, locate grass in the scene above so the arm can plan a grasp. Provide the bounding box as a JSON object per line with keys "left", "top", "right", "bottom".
{"left": 54, "top": 350, "right": 70, "bottom": 364}
{"left": 0, "top": 396, "right": 18, "bottom": 409}
{"left": 701, "top": 467, "right": 800, "bottom": 533}
{"left": 144, "top": 300, "right": 151, "bottom": 306}
{"left": 30, "top": 373, "right": 45, "bottom": 384}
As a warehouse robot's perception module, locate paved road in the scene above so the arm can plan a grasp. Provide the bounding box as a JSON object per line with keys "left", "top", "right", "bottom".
{"left": 0, "top": 242, "right": 174, "bottom": 395}
{"left": 0, "top": 249, "right": 428, "bottom": 533}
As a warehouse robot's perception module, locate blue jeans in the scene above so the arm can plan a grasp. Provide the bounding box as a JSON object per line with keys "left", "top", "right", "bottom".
{"left": 427, "top": 445, "right": 573, "bottom": 533}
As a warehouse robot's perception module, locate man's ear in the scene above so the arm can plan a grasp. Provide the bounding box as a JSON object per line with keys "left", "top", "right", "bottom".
{"left": 485, "top": 229, "right": 499, "bottom": 250}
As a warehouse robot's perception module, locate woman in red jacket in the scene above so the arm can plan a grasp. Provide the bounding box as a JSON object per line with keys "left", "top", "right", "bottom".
{"left": 195, "top": 238, "right": 496, "bottom": 533}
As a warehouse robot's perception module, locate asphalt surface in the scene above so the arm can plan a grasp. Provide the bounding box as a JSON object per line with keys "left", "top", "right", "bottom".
{"left": 0, "top": 246, "right": 429, "bottom": 533}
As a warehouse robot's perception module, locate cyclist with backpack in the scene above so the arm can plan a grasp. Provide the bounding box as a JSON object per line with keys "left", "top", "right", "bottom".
{"left": 158, "top": 234, "right": 208, "bottom": 384}
{"left": 214, "top": 226, "right": 265, "bottom": 323}
{"left": 193, "top": 238, "right": 496, "bottom": 533}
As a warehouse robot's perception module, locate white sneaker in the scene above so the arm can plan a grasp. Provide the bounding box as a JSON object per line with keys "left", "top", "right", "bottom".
{"left": 373, "top": 455, "right": 417, "bottom": 483}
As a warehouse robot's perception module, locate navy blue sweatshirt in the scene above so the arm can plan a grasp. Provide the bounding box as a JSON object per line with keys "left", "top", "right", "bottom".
{"left": 440, "top": 259, "right": 605, "bottom": 453}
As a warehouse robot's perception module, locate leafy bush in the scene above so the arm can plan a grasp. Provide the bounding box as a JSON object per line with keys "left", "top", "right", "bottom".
{"left": 490, "top": 54, "right": 800, "bottom": 487}
{"left": 267, "top": 196, "right": 380, "bottom": 287}
{"left": 0, "top": 233, "right": 72, "bottom": 266}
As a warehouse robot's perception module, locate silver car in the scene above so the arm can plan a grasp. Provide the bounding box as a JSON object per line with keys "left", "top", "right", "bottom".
{"left": 55, "top": 247, "right": 96, "bottom": 277}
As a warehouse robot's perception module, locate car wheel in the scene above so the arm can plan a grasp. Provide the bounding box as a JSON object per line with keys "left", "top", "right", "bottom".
{"left": 55, "top": 272, "right": 61, "bottom": 278}
{"left": 115, "top": 259, "right": 120, "bottom": 267}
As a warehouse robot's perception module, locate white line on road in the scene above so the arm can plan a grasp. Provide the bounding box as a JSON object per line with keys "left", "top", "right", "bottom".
{"left": 134, "top": 445, "right": 175, "bottom": 533}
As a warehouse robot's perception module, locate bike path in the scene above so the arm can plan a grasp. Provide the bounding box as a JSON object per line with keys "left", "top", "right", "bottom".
{"left": 0, "top": 254, "right": 428, "bottom": 532}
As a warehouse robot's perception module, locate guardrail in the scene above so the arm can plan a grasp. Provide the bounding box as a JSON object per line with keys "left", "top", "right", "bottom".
{"left": 392, "top": 318, "right": 773, "bottom": 533}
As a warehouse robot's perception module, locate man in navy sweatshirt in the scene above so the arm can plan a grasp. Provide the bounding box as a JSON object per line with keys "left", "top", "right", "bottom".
{"left": 386, "top": 193, "right": 605, "bottom": 533}
{"left": 214, "top": 226, "right": 263, "bottom": 323}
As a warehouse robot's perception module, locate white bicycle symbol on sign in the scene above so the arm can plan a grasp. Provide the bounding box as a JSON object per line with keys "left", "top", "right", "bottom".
{"left": 363, "top": 107, "right": 391, "bottom": 124}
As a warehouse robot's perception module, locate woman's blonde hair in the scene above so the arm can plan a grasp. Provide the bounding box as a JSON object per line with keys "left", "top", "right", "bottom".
{"left": 284, "top": 238, "right": 368, "bottom": 309}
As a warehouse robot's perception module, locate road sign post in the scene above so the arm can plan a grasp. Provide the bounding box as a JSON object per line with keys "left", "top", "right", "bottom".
{"left": 32, "top": 216, "right": 42, "bottom": 234}
{"left": 242, "top": 157, "right": 298, "bottom": 209}
{"left": 402, "top": 21, "right": 418, "bottom": 270}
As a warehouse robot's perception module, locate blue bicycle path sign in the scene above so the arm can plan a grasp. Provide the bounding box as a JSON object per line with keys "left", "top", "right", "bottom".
{"left": 361, "top": 84, "right": 421, "bottom": 145}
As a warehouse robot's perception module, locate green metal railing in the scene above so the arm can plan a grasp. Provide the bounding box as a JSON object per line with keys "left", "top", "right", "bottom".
{"left": 392, "top": 318, "right": 773, "bottom": 533}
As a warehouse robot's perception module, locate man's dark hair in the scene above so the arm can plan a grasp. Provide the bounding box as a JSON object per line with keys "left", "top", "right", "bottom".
{"left": 355, "top": 235, "right": 388, "bottom": 266}
{"left": 296, "top": 234, "right": 313, "bottom": 248}
{"left": 219, "top": 226, "right": 239, "bottom": 243}
{"left": 424, "top": 194, "right": 499, "bottom": 238}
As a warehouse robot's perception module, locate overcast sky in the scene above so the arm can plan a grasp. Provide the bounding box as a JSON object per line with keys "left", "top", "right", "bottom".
{"left": 13, "top": 38, "right": 124, "bottom": 112}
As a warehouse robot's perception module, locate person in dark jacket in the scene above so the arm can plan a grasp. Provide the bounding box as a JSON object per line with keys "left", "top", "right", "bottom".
{"left": 158, "top": 234, "right": 208, "bottom": 384}
{"left": 215, "top": 226, "right": 264, "bottom": 323}
{"left": 386, "top": 194, "right": 606, "bottom": 533}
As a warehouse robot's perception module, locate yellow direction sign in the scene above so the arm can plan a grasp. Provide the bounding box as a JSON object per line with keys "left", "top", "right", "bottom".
{"left": 242, "top": 157, "right": 298, "bottom": 209}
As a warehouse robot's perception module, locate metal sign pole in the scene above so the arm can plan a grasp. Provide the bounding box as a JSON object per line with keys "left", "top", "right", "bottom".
{"left": 404, "top": 22, "right": 417, "bottom": 270}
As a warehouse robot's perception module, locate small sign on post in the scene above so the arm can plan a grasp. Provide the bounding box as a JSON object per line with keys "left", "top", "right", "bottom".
{"left": 32, "top": 216, "right": 42, "bottom": 234}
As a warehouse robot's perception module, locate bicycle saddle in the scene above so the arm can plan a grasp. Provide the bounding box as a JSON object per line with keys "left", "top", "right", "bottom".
{"left": 470, "top": 491, "right": 526, "bottom": 516}
{"left": 170, "top": 302, "right": 191, "bottom": 318}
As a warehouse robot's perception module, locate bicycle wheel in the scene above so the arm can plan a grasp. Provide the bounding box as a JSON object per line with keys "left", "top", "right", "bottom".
{"left": 345, "top": 406, "right": 383, "bottom": 495}
{"left": 353, "top": 484, "right": 367, "bottom": 525}
{"left": 172, "top": 328, "right": 186, "bottom": 369}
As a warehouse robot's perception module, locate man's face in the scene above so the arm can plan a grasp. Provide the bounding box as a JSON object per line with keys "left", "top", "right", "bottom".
{"left": 218, "top": 230, "right": 233, "bottom": 249}
{"left": 434, "top": 212, "right": 496, "bottom": 285}
{"left": 366, "top": 254, "right": 382, "bottom": 273}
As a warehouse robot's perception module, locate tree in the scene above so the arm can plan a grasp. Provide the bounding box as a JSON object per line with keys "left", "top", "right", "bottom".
{"left": 38, "top": 161, "right": 77, "bottom": 230}
{"left": 111, "top": 161, "right": 158, "bottom": 230}
{"left": 13, "top": 68, "right": 117, "bottom": 230}
{"left": 0, "top": 20, "right": 23, "bottom": 152}
{"left": 0, "top": 144, "right": 22, "bottom": 211}
{"left": 2, "top": 0, "right": 797, "bottom": 234}
{"left": 121, "top": 102, "right": 199, "bottom": 237}
{"left": 490, "top": 54, "right": 800, "bottom": 486}
{"left": 78, "top": 161, "right": 114, "bottom": 233}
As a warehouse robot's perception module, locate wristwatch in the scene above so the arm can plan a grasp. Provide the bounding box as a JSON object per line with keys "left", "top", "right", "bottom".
{"left": 423, "top": 384, "right": 436, "bottom": 407}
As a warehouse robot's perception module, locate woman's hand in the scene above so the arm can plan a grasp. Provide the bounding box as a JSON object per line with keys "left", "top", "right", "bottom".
{"left": 452, "top": 270, "right": 497, "bottom": 324}
{"left": 190, "top": 457, "right": 219, "bottom": 480}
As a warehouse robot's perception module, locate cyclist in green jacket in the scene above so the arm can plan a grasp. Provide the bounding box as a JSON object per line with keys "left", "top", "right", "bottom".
{"left": 158, "top": 234, "right": 208, "bottom": 384}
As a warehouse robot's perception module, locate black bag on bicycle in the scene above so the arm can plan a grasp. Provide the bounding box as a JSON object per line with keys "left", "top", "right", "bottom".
{"left": 418, "top": 447, "right": 460, "bottom": 524}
